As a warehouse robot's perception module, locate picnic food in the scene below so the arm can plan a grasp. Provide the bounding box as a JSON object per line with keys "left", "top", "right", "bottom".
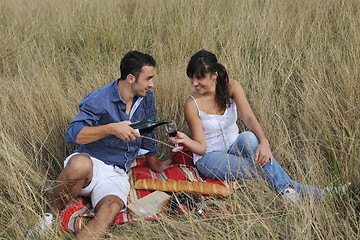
{"left": 168, "top": 192, "right": 199, "bottom": 214}
{"left": 162, "top": 192, "right": 202, "bottom": 215}
{"left": 134, "top": 179, "right": 229, "bottom": 197}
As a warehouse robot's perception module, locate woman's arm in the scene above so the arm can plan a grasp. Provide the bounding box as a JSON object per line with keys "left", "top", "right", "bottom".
{"left": 230, "top": 79, "right": 273, "bottom": 167}
{"left": 172, "top": 97, "right": 207, "bottom": 156}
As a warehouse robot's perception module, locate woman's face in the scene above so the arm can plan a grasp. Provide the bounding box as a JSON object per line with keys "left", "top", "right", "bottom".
{"left": 189, "top": 72, "right": 217, "bottom": 94}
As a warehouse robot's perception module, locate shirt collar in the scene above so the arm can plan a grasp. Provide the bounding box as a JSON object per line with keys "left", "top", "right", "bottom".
{"left": 112, "top": 79, "right": 123, "bottom": 103}
{"left": 129, "top": 96, "right": 143, "bottom": 119}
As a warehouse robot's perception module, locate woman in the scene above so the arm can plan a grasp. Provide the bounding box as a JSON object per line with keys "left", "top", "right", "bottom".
{"left": 172, "top": 50, "right": 323, "bottom": 202}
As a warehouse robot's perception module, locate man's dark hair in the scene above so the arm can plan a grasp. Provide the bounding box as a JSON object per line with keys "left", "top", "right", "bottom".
{"left": 119, "top": 51, "right": 156, "bottom": 80}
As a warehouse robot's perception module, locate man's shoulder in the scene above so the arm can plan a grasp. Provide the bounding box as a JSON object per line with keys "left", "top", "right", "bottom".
{"left": 88, "top": 81, "right": 116, "bottom": 97}
{"left": 81, "top": 81, "right": 116, "bottom": 101}
{"left": 78, "top": 81, "right": 117, "bottom": 110}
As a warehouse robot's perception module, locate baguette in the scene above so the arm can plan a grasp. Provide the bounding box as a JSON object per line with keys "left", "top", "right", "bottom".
{"left": 135, "top": 179, "right": 229, "bottom": 197}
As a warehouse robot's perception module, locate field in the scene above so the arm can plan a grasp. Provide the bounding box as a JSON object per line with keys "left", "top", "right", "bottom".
{"left": 0, "top": 0, "right": 359, "bottom": 239}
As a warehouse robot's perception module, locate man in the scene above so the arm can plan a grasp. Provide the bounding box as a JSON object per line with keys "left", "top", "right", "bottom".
{"left": 27, "top": 51, "right": 173, "bottom": 239}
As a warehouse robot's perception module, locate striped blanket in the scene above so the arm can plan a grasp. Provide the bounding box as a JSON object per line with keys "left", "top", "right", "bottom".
{"left": 60, "top": 147, "right": 228, "bottom": 233}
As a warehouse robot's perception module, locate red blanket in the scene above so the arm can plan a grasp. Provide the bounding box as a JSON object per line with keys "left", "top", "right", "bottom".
{"left": 60, "top": 147, "right": 228, "bottom": 233}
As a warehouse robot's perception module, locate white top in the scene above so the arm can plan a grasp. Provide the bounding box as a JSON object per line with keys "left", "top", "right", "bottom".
{"left": 189, "top": 95, "right": 239, "bottom": 163}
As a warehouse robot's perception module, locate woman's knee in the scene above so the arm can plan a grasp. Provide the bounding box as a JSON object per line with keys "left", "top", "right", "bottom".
{"left": 239, "top": 131, "right": 259, "bottom": 145}
{"left": 232, "top": 131, "right": 259, "bottom": 155}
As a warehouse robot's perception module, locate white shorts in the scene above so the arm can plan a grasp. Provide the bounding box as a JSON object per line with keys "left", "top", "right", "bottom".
{"left": 64, "top": 153, "right": 130, "bottom": 209}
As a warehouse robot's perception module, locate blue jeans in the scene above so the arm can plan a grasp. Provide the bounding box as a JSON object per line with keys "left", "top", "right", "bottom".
{"left": 196, "top": 131, "right": 322, "bottom": 197}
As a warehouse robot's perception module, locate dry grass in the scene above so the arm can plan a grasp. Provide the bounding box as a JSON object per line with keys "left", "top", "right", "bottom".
{"left": 0, "top": 0, "right": 359, "bottom": 239}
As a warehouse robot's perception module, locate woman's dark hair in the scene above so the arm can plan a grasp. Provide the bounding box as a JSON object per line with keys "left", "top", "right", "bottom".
{"left": 186, "top": 50, "right": 230, "bottom": 111}
{"left": 119, "top": 51, "right": 156, "bottom": 80}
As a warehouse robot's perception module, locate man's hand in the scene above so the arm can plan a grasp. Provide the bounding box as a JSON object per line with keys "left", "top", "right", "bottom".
{"left": 111, "top": 121, "right": 141, "bottom": 142}
{"left": 151, "top": 159, "right": 174, "bottom": 173}
{"left": 145, "top": 155, "right": 173, "bottom": 173}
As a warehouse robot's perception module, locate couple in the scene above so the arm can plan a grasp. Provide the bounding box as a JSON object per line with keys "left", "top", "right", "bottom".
{"left": 28, "top": 50, "right": 326, "bottom": 239}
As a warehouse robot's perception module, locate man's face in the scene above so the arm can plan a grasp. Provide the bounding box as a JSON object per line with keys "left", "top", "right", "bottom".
{"left": 131, "top": 65, "right": 155, "bottom": 97}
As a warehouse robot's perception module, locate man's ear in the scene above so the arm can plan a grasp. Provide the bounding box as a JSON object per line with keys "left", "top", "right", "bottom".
{"left": 127, "top": 74, "right": 135, "bottom": 83}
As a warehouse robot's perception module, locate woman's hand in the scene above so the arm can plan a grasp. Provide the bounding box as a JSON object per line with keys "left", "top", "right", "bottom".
{"left": 255, "top": 141, "right": 273, "bottom": 167}
{"left": 167, "top": 131, "right": 187, "bottom": 144}
{"left": 168, "top": 130, "right": 207, "bottom": 156}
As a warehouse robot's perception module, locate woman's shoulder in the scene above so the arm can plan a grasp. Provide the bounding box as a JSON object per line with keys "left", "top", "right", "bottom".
{"left": 185, "top": 91, "right": 203, "bottom": 102}
{"left": 185, "top": 94, "right": 196, "bottom": 107}
{"left": 184, "top": 94, "right": 200, "bottom": 114}
{"left": 229, "top": 79, "right": 242, "bottom": 88}
{"left": 229, "top": 79, "right": 244, "bottom": 97}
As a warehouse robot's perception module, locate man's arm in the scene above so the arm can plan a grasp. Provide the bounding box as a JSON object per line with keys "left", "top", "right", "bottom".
{"left": 66, "top": 98, "right": 140, "bottom": 145}
{"left": 145, "top": 154, "right": 173, "bottom": 173}
{"left": 75, "top": 121, "right": 140, "bottom": 144}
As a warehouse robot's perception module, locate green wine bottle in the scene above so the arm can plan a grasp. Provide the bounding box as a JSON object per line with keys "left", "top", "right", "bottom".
{"left": 129, "top": 119, "right": 167, "bottom": 135}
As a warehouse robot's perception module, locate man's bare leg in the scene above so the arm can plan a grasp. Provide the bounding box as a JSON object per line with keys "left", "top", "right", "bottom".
{"left": 50, "top": 154, "right": 93, "bottom": 215}
{"left": 76, "top": 195, "right": 124, "bottom": 240}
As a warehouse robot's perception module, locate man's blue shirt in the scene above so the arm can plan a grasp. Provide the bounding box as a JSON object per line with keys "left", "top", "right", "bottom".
{"left": 66, "top": 80, "right": 158, "bottom": 172}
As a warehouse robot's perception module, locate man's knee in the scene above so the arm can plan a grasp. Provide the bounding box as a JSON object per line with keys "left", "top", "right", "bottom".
{"left": 96, "top": 196, "right": 124, "bottom": 219}
{"left": 63, "top": 154, "right": 93, "bottom": 180}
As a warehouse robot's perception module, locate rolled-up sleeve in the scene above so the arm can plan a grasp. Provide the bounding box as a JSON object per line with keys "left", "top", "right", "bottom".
{"left": 66, "top": 101, "right": 102, "bottom": 145}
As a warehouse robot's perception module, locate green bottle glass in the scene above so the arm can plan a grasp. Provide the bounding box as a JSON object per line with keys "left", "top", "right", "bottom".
{"left": 129, "top": 119, "right": 167, "bottom": 135}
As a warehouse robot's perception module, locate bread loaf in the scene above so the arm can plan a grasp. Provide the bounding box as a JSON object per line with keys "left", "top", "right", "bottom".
{"left": 135, "top": 179, "right": 229, "bottom": 197}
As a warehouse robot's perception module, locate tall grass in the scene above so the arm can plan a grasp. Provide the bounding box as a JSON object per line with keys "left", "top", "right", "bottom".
{"left": 0, "top": 0, "right": 359, "bottom": 238}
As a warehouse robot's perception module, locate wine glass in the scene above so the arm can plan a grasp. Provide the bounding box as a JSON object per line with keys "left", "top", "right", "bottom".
{"left": 165, "top": 120, "right": 183, "bottom": 152}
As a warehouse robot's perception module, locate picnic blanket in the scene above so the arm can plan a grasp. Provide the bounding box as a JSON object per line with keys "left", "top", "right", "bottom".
{"left": 60, "top": 147, "right": 229, "bottom": 233}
